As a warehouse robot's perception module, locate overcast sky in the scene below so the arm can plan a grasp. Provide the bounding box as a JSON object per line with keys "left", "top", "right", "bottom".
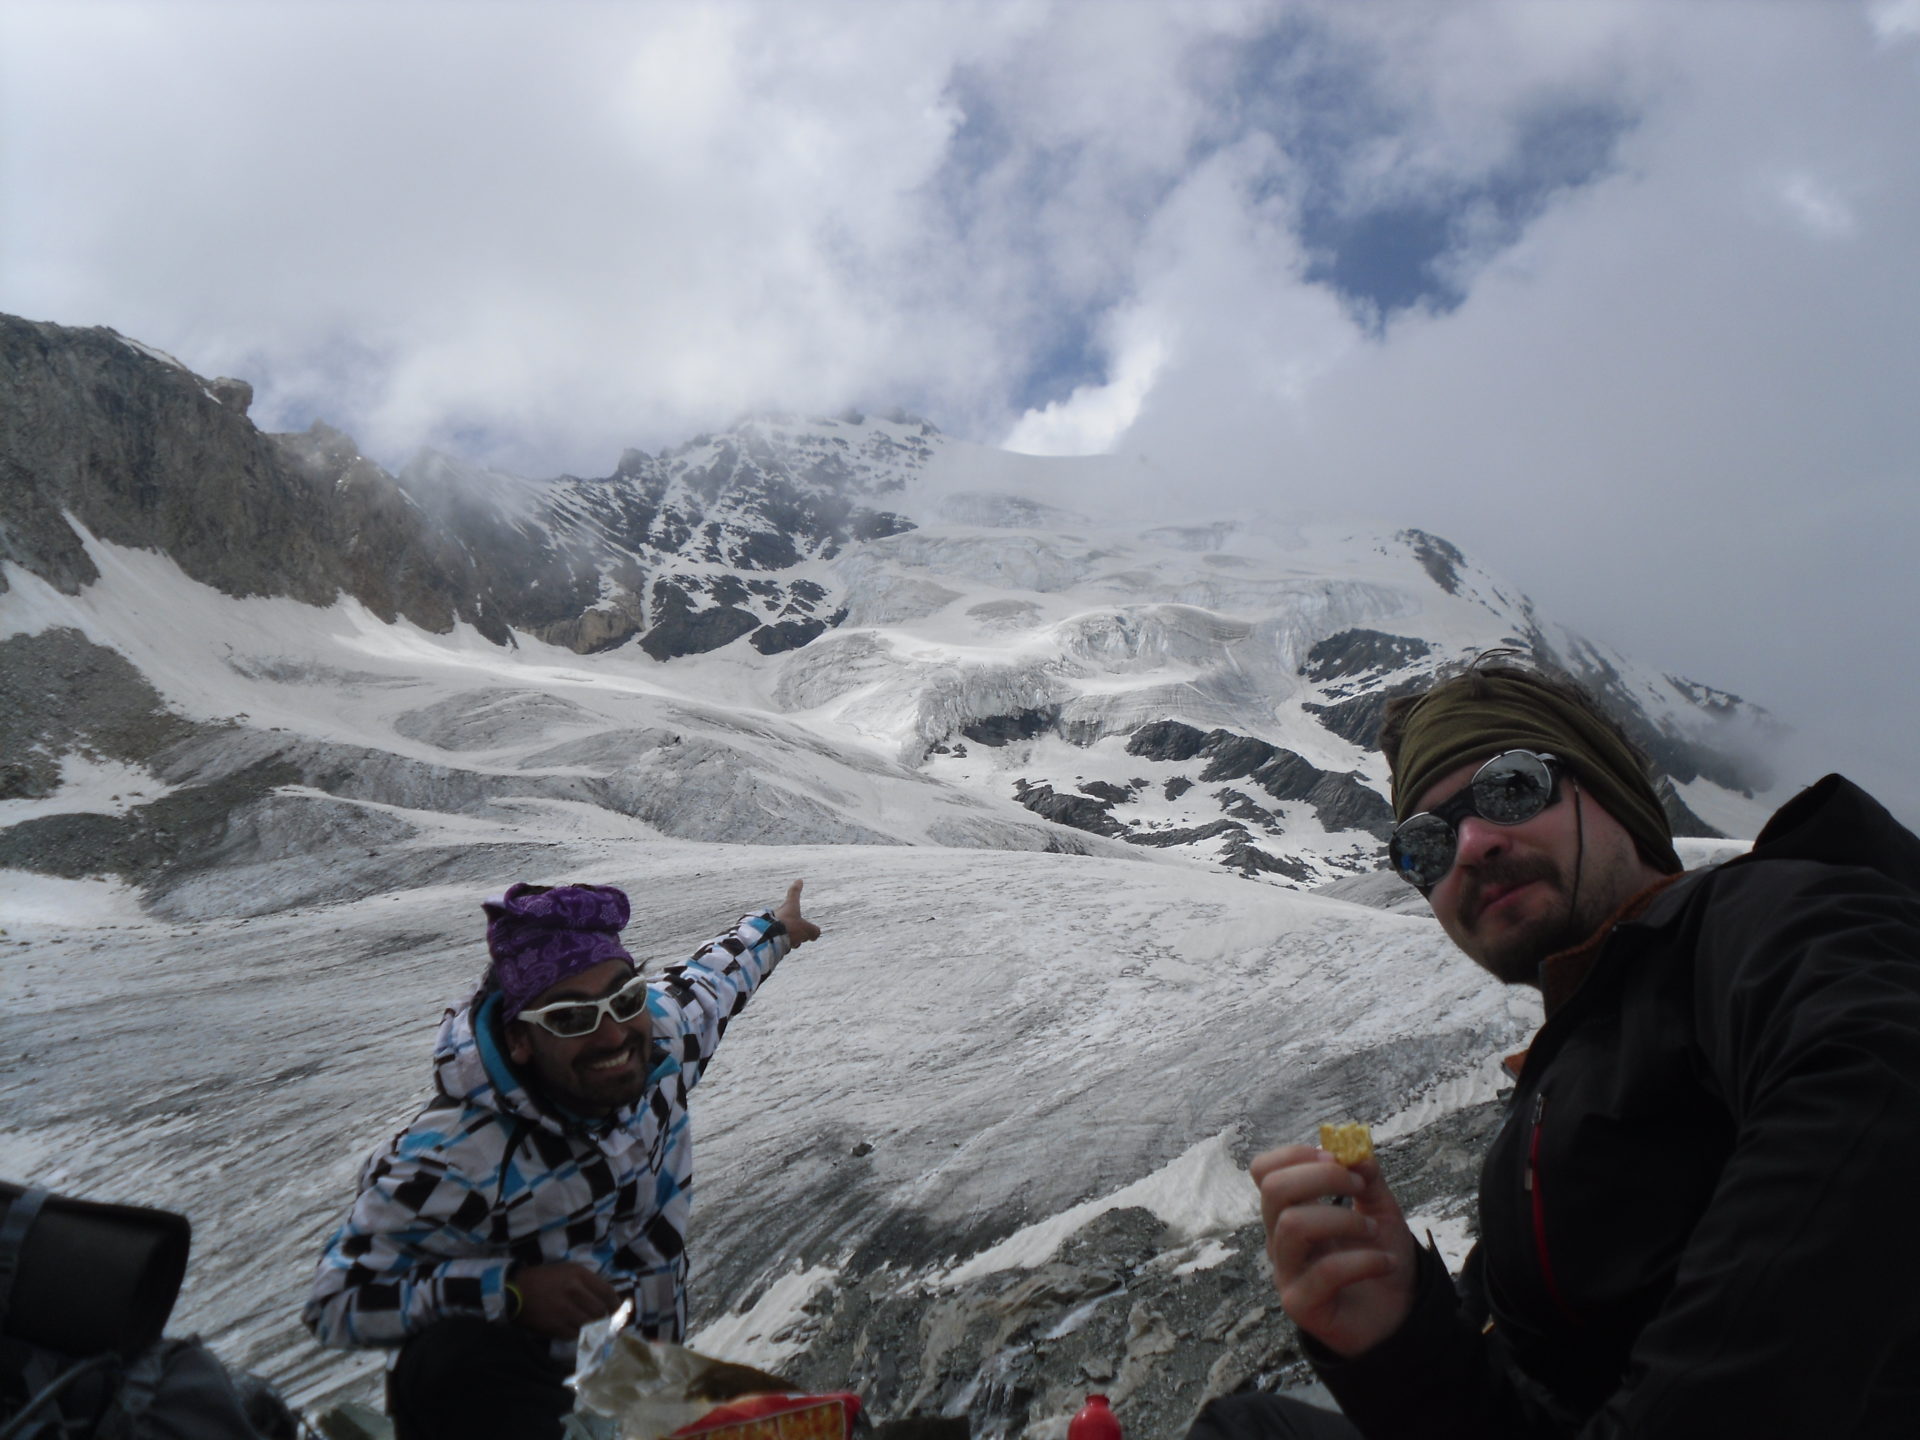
{"left": 4, "top": 0, "right": 1917, "bottom": 820}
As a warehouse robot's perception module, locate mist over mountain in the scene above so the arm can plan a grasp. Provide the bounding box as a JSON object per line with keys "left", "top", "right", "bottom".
{"left": 1, "top": 313, "right": 1776, "bottom": 1434}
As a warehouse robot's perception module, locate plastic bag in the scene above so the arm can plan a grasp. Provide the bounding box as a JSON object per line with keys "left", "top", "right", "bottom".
{"left": 573, "top": 1336, "right": 854, "bottom": 1440}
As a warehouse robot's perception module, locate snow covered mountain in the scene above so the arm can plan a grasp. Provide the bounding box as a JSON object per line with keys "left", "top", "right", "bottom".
{"left": 0, "top": 315, "right": 1777, "bottom": 901}
{"left": 0, "top": 315, "right": 1773, "bottom": 1436}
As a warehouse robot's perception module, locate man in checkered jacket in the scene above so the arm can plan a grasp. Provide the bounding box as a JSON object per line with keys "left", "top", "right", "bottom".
{"left": 303, "top": 878, "right": 820, "bottom": 1440}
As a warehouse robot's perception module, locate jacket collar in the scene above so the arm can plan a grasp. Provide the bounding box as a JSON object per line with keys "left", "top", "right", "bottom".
{"left": 1733, "top": 773, "right": 1920, "bottom": 892}
{"left": 1607, "top": 774, "right": 1919, "bottom": 945}
{"left": 1536, "top": 872, "right": 1688, "bottom": 1018}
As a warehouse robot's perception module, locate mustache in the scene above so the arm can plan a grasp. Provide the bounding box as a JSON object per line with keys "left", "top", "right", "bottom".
{"left": 1459, "top": 855, "right": 1561, "bottom": 927}
{"left": 575, "top": 1035, "right": 645, "bottom": 1064}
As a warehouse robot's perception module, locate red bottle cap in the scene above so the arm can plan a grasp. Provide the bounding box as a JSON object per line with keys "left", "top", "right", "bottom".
{"left": 1068, "top": 1394, "right": 1121, "bottom": 1440}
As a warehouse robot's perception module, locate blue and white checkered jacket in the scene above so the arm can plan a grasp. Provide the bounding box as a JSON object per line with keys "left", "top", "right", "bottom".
{"left": 303, "top": 911, "right": 791, "bottom": 1364}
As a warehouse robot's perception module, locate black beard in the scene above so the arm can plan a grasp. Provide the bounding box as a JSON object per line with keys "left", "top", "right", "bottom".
{"left": 1457, "top": 854, "right": 1580, "bottom": 985}
{"left": 1458, "top": 854, "right": 1562, "bottom": 930}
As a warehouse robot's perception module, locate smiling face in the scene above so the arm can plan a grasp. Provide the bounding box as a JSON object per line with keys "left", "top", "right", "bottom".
{"left": 1414, "top": 755, "right": 1664, "bottom": 985}
{"left": 505, "top": 958, "right": 652, "bottom": 1117}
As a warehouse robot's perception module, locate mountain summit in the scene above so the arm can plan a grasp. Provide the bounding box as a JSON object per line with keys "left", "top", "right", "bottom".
{"left": 1, "top": 312, "right": 1775, "bottom": 901}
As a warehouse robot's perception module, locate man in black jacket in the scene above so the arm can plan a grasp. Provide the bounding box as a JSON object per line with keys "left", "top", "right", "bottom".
{"left": 1195, "top": 662, "right": 1920, "bottom": 1438}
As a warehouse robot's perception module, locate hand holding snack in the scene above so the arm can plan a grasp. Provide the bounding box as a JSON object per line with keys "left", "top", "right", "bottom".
{"left": 1251, "top": 1123, "right": 1416, "bottom": 1358}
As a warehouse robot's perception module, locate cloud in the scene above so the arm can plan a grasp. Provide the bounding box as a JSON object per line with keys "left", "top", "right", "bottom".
{"left": 2, "top": 0, "right": 1916, "bottom": 818}
{"left": 1868, "top": 0, "right": 1920, "bottom": 45}
{"left": 1771, "top": 173, "right": 1860, "bottom": 238}
{"left": 1003, "top": 331, "right": 1166, "bottom": 457}
{"left": 3, "top": 1, "right": 1010, "bottom": 466}
{"left": 1107, "top": 4, "right": 1920, "bottom": 816}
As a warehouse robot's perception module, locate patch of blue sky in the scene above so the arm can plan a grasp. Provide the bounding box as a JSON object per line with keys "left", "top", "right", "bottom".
{"left": 928, "top": 68, "right": 1168, "bottom": 419}
{"left": 932, "top": 63, "right": 1017, "bottom": 241}
{"left": 1009, "top": 308, "right": 1111, "bottom": 415}
{"left": 932, "top": 18, "right": 1635, "bottom": 417}
{"left": 1299, "top": 98, "right": 1633, "bottom": 331}
{"left": 1209, "top": 20, "right": 1635, "bottom": 330}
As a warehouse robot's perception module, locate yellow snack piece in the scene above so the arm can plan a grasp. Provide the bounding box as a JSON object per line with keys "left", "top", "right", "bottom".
{"left": 1318, "top": 1122, "right": 1374, "bottom": 1167}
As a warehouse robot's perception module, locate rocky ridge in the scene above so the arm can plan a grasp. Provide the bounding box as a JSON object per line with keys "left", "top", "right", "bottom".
{"left": 1, "top": 314, "right": 918, "bottom": 659}
{"left": 750, "top": 1099, "right": 1506, "bottom": 1440}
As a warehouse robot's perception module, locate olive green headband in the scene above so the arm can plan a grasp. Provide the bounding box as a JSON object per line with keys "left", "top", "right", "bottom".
{"left": 1389, "top": 670, "right": 1682, "bottom": 874}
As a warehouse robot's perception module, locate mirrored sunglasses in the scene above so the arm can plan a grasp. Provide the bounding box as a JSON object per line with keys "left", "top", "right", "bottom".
{"left": 1389, "top": 750, "right": 1563, "bottom": 893}
{"left": 518, "top": 973, "right": 652, "bottom": 1039}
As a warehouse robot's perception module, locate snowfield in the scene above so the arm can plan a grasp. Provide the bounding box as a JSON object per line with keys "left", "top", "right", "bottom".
{"left": 0, "top": 424, "right": 1775, "bottom": 1433}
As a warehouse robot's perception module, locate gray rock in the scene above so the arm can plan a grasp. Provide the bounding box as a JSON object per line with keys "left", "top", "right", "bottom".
{"left": 1013, "top": 784, "right": 1125, "bottom": 838}
{"left": 0, "top": 314, "right": 918, "bottom": 659}
{"left": 963, "top": 709, "right": 1062, "bottom": 748}
{"left": 1298, "top": 629, "right": 1433, "bottom": 685}
{"left": 208, "top": 377, "right": 253, "bottom": 415}
{"left": 0, "top": 627, "right": 200, "bottom": 793}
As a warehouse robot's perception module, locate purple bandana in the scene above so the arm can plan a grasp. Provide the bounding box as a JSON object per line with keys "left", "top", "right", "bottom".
{"left": 484, "top": 882, "right": 636, "bottom": 1020}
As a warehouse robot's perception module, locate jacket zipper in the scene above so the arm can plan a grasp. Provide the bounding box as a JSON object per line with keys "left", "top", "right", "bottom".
{"left": 1525, "top": 1089, "right": 1577, "bottom": 1322}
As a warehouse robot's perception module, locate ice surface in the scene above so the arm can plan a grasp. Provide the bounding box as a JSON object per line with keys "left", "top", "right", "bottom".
{"left": 0, "top": 843, "right": 1529, "bottom": 1414}
{"left": 1671, "top": 779, "right": 1771, "bottom": 842}
{"left": 0, "top": 869, "right": 151, "bottom": 926}
{"left": 938, "top": 1131, "right": 1256, "bottom": 1286}
{"left": 1675, "top": 836, "right": 1753, "bottom": 868}
{"left": 688, "top": 1263, "right": 840, "bottom": 1373}
{"left": 1372, "top": 1053, "right": 1515, "bottom": 1144}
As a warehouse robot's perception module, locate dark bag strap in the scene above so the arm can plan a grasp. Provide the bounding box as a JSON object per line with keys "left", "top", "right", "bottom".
{"left": 2, "top": 1191, "right": 98, "bottom": 1440}
{"left": 0, "top": 1353, "right": 114, "bottom": 1440}
{"left": 87, "top": 1345, "right": 163, "bottom": 1440}
{"left": 0, "top": 1190, "right": 49, "bottom": 1333}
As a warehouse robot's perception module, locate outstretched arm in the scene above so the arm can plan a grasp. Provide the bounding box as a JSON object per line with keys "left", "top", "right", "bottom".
{"left": 649, "top": 878, "right": 822, "bottom": 1090}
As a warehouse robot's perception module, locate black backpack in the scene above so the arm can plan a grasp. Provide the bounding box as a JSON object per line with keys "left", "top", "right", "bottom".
{"left": 0, "top": 1183, "right": 297, "bottom": 1440}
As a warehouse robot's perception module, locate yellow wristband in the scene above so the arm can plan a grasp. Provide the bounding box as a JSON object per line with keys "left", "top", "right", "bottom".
{"left": 503, "top": 1281, "right": 524, "bottom": 1320}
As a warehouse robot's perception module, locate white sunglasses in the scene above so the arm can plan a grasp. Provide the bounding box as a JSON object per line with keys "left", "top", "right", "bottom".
{"left": 517, "top": 973, "right": 652, "bottom": 1039}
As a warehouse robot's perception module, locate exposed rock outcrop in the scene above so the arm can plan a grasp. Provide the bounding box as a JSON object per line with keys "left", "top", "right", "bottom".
{"left": 1124, "top": 722, "right": 1393, "bottom": 838}
{"left": 0, "top": 314, "right": 916, "bottom": 660}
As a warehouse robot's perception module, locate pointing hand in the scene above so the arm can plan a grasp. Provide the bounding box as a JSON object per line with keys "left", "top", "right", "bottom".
{"left": 775, "top": 879, "right": 821, "bottom": 947}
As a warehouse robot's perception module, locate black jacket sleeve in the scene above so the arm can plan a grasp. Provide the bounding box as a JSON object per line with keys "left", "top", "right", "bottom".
{"left": 1312, "top": 859, "right": 1920, "bottom": 1438}
{"left": 1310, "top": 1242, "right": 1582, "bottom": 1440}
{"left": 1583, "top": 860, "right": 1920, "bottom": 1434}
